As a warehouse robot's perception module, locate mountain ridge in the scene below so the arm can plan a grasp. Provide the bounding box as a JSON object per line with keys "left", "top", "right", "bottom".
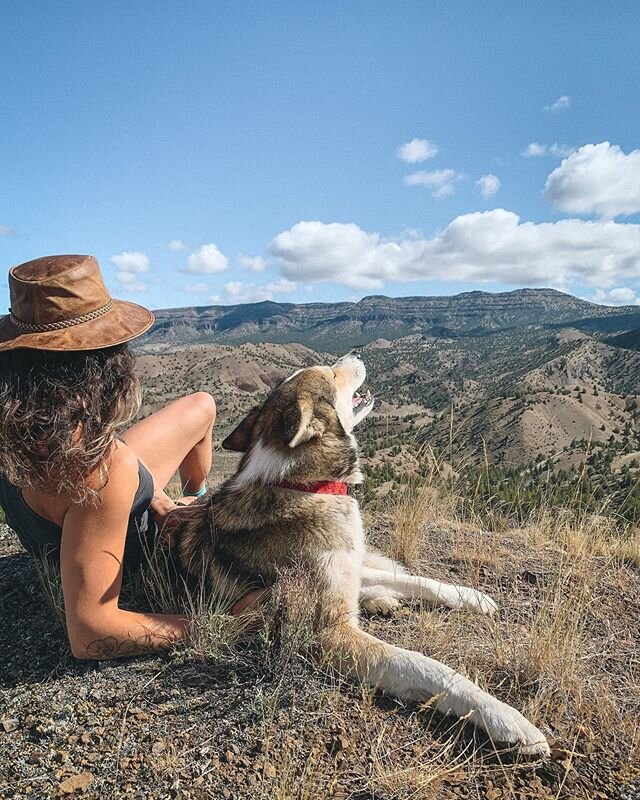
{"left": 141, "top": 288, "right": 640, "bottom": 352}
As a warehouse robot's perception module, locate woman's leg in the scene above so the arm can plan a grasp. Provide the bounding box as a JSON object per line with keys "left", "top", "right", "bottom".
{"left": 121, "top": 392, "right": 217, "bottom": 494}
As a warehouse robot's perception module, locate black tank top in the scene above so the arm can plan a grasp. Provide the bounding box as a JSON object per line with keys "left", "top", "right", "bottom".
{"left": 0, "top": 459, "right": 158, "bottom": 571}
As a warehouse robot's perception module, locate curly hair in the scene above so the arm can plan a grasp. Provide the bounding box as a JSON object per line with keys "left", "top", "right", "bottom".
{"left": 0, "top": 344, "right": 142, "bottom": 505}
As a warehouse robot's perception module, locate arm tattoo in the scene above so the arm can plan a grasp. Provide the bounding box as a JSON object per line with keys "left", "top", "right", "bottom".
{"left": 85, "top": 628, "right": 174, "bottom": 660}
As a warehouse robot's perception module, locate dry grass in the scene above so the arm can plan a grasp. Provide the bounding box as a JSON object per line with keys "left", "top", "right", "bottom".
{"left": 32, "top": 550, "right": 66, "bottom": 632}
{"left": 362, "top": 476, "right": 640, "bottom": 795}
{"left": 28, "top": 461, "right": 640, "bottom": 797}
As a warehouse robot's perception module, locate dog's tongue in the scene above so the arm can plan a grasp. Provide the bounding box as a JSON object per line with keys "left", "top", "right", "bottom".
{"left": 352, "top": 392, "right": 361, "bottom": 407}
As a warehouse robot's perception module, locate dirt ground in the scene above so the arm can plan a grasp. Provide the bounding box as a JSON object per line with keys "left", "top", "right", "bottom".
{"left": 1, "top": 516, "right": 639, "bottom": 800}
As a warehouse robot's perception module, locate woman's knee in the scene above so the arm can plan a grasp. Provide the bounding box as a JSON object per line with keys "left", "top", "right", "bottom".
{"left": 188, "top": 391, "right": 217, "bottom": 429}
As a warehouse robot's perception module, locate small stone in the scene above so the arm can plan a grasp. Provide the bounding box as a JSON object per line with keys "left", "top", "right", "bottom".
{"left": 223, "top": 750, "right": 235, "bottom": 763}
{"left": 152, "top": 740, "right": 166, "bottom": 755}
{"left": 1, "top": 718, "right": 19, "bottom": 733}
{"left": 264, "top": 763, "right": 277, "bottom": 779}
{"left": 58, "top": 772, "right": 93, "bottom": 795}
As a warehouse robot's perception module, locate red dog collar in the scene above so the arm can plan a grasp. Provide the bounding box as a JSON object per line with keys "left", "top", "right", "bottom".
{"left": 276, "top": 480, "right": 350, "bottom": 495}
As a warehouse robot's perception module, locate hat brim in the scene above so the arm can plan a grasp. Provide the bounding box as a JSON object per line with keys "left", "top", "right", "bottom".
{"left": 0, "top": 300, "right": 155, "bottom": 352}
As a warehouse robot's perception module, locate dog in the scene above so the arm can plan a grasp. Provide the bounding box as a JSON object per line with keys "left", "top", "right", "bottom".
{"left": 176, "top": 352, "right": 550, "bottom": 756}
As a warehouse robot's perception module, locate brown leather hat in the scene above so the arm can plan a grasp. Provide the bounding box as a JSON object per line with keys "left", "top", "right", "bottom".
{"left": 0, "top": 254, "right": 155, "bottom": 351}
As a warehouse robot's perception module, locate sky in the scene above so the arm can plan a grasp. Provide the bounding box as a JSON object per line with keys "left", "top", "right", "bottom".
{"left": 2, "top": 1, "right": 640, "bottom": 311}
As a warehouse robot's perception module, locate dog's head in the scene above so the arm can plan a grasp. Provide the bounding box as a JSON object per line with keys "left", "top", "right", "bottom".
{"left": 222, "top": 352, "right": 374, "bottom": 486}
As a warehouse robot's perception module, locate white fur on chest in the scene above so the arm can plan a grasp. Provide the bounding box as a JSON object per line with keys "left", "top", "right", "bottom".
{"left": 315, "top": 499, "right": 366, "bottom": 614}
{"left": 231, "top": 440, "right": 293, "bottom": 488}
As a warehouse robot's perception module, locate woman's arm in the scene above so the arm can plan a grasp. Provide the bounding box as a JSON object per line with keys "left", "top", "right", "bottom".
{"left": 60, "top": 446, "right": 190, "bottom": 660}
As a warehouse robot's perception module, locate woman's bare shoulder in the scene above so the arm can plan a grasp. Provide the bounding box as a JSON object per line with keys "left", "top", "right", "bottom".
{"left": 84, "top": 439, "right": 140, "bottom": 497}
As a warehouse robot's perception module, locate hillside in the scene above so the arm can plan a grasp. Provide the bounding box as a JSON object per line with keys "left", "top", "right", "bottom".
{"left": 133, "top": 288, "right": 640, "bottom": 525}
{"left": 2, "top": 477, "right": 639, "bottom": 799}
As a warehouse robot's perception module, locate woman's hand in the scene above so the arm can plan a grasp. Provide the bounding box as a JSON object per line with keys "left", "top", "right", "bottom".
{"left": 154, "top": 502, "right": 205, "bottom": 547}
{"left": 149, "top": 490, "right": 179, "bottom": 521}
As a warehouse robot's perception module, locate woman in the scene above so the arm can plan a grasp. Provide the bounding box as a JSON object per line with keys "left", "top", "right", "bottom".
{"left": 0, "top": 254, "right": 256, "bottom": 660}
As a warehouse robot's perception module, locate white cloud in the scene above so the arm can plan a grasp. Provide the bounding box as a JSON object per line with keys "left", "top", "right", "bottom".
{"left": 522, "top": 142, "right": 573, "bottom": 158}
{"left": 404, "top": 168, "right": 461, "bottom": 198}
{"left": 0, "top": 225, "right": 12, "bottom": 236}
{"left": 269, "top": 212, "right": 640, "bottom": 291}
{"left": 523, "top": 142, "right": 547, "bottom": 158}
{"left": 115, "top": 271, "right": 147, "bottom": 292}
{"left": 548, "top": 144, "right": 574, "bottom": 158}
{"left": 111, "top": 251, "right": 150, "bottom": 292}
{"left": 185, "top": 243, "right": 228, "bottom": 273}
{"left": 111, "top": 251, "right": 150, "bottom": 273}
{"left": 167, "top": 239, "right": 188, "bottom": 252}
{"left": 544, "top": 95, "right": 571, "bottom": 112}
{"left": 238, "top": 255, "right": 268, "bottom": 272}
{"left": 476, "top": 174, "right": 500, "bottom": 198}
{"left": 221, "top": 278, "right": 298, "bottom": 304}
{"left": 544, "top": 142, "right": 640, "bottom": 219}
{"left": 183, "top": 282, "right": 210, "bottom": 293}
{"left": 594, "top": 287, "right": 640, "bottom": 306}
{"left": 396, "top": 138, "right": 439, "bottom": 163}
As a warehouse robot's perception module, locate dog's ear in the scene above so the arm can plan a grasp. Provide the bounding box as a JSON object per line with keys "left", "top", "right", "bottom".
{"left": 283, "top": 396, "right": 325, "bottom": 448}
{"left": 222, "top": 406, "right": 261, "bottom": 452}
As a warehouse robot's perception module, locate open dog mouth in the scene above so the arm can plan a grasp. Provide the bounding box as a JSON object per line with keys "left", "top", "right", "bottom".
{"left": 352, "top": 389, "right": 374, "bottom": 413}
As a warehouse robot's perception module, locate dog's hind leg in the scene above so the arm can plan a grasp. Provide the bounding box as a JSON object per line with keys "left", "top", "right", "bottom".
{"left": 359, "top": 582, "right": 402, "bottom": 615}
{"left": 360, "top": 551, "right": 497, "bottom": 616}
{"left": 321, "top": 620, "right": 549, "bottom": 757}
{"left": 359, "top": 551, "right": 406, "bottom": 614}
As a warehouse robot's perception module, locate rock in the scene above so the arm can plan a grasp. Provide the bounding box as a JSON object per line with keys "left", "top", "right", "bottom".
{"left": 521, "top": 571, "right": 540, "bottom": 585}
{"left": 1, "top": 718, "right": 19, "bottom": 732}
{"left": 151, "top": 740, "right": 166, "bottom": 755}
{"left": 58, "top": 772, "right": 93, "bottom": 794}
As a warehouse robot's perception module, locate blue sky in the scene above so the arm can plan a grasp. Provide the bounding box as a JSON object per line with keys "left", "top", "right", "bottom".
{"left": 2, "top": 1, "right": 640, "bottom": 310}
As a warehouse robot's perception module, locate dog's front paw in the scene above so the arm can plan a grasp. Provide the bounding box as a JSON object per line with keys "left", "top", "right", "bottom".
{"left": 478, "top": 701, "right": 550, "bottom": 757}
{"left": 451, "top": 587, "right": 498, "bottom": 616}
{"left": 361, "top": 595, "right": 400, "bottom": 616}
